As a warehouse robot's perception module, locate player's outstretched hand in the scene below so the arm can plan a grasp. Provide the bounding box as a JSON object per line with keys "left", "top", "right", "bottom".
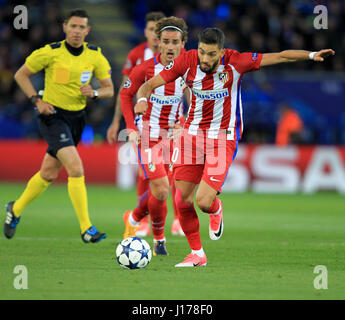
{"left": 313, "top": 49, "right": 335, "bottom": 62}
{"left": 36, "top": 100, "right": 56, "bottom": 115}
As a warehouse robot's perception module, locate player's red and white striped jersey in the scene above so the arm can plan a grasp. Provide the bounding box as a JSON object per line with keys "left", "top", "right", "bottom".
{"left": 122, "top": 42, "right": 155, "bottom": 76}
{"left": 159, "top": 49, "right": 263, "bottom": 140}
{"left": 120, "top": 54, "right": 185, "bottom": 139}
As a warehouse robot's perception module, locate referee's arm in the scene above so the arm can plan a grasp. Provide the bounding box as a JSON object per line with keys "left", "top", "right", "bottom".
{"left": 14, "top": 64, "right": 55, "bottom": 115}
{"left": 80, "top": 77, "right": 114, "bottom": 99}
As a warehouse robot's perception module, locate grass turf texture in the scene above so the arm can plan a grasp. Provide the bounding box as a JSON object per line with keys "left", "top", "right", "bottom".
{"left": 0, "top": 182, "right": 344, "bottom": 300}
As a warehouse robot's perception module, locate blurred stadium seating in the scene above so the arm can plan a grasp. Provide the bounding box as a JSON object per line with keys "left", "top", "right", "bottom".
{"left": 0, "top": 0, "right": 344, "bottom": 144}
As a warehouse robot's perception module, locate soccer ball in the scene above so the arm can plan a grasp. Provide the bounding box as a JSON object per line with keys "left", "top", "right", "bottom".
{"left": 116, "top": 236, "right": 152, "bottom": 269}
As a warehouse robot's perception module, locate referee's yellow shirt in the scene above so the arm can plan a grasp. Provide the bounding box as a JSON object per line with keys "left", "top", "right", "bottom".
{"left": 25, "top": 40, "right": 111, "bottom": 111}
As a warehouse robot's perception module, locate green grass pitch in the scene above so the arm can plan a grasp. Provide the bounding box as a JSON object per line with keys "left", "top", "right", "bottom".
{"left": 0, "top": 182, "right": 344, "bottom": 300}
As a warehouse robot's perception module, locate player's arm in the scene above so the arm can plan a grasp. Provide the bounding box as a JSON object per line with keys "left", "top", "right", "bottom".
{"left": 14, "top": 64, "right": 55, "bottom": 115}
{"left": 135, "top": 52, "right": 188, "bottom": 115}
{"left": 134, "top": 74, "right": 167, "bottom": 115}
{"left": 260, "top": 49, "right": 335, "bottom": 67}
{"left": 119, "top": 65, "right": 147, "bottom": 144}
{"left": 107, "top": 75, "right": 128, "bottom": 144}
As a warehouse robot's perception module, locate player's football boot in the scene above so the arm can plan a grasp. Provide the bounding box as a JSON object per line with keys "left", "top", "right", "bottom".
{"left": 209, "top": 203, "right": 223, "bottom": 241}
{"left": 4, "top": 201, "right": 20, "bottom": 239}
{"left": 153, "top": 240, "right": 169, "bottom": 256}
{"left": 171, "top": 218, "right": 184, "bottom": 236}
{"left": 175, "top": 253, "right": 207, "bottom": 267}
{"left": 123, "top": 210, "right": 139, "bottom": 239}
{"left": 136, "top": 220, "right": 151, "bottom": 237}
{"left": 81, "top": 225, "right": 106, "bottom": 243}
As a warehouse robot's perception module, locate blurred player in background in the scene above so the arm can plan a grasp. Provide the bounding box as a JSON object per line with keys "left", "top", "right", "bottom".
{"left": 134, "top": 27, "right": 335, "bottom": 266}
{"left": 4, "top": 9, "right": 114, "bottom": 243}
{"left": 275, "top": 102, "right": 304, "bottom": 146}
{"left": 120, "top": 16, "right": 188, "bottom": 255}
{"left": 107, "top": 11, "right": 165, "bottom": 237}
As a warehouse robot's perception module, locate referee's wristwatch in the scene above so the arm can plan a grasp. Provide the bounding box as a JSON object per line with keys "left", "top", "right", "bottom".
{"left": 30, "top": 95, "right": 40, "bottom": 105}
{"left": 92, "top": 90, "right": 99, "bottom": 100}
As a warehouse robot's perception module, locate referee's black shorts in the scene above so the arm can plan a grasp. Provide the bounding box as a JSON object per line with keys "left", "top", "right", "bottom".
{"left": 38, "top": 106, "right": 86, "bottom": 158}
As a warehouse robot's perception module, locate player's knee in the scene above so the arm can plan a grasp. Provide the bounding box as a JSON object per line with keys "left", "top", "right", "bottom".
{"left": 196, "top": 195, "right": 213, "bottom": 213}
{"left": 40, "top": 169, "right": 59, "bottom": 182}
{"left": 66, "top": 164, "right": 84, "bottom": 178}
{"left": 175, "top": 188, "right": 193, "bottom": 208}
{"left": 40, "top": 172, "right": 57, "bottom": 183}
{"left": 151, "top": 186, "right": 169, "bottom": 201}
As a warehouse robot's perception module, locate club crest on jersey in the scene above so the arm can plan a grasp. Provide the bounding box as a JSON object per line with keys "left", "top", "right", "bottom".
{"left": 252, "top": 53, "right": 258, "bottom": 61}
{"left": 165, "top": 61, "right": 174, "bottom": 70}
{"left": 148, "top": 162, "right": 156, "bottom": 172}
{"left": 80, "top": 71, "right": 92, "bottom": 84}
{"left": 123, "top": 79, "right": 131, "bottom": 88}
{"left": 218, "top": 72, "right": 229, "bottom": 84}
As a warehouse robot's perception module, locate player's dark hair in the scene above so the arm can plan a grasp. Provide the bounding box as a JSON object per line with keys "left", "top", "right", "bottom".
{"left": 145, "top": 11, "right": 165, "bottom": 23}
{"left": 155, "top": 16, "right": 188, "bottom": 42}
{"left": 65, "top": 9, "right": 90, "bottom": 23}
{"left": 198, "top": 28, "right": 225, "bottom": 49}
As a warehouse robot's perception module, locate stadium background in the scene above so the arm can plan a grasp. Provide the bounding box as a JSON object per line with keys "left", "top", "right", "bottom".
{"left": 0, "top": 0, "right": 344, "bottom": 192}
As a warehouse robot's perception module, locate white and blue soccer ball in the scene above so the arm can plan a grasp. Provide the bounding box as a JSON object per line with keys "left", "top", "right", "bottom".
{"left": 116, "top": 236, "right": 152, "bottom": 269}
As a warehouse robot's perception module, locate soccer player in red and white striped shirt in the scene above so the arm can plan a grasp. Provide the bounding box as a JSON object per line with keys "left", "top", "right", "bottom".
{"left": 120, "top": 17, "right": 189, "bottom": 255}
{"left": 107, "top": 12, "right": 165, "bottom": 237}
{"left": 134, "top": 27, "right": 335, "bottom": 266}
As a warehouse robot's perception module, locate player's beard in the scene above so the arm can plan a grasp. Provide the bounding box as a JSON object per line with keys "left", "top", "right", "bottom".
{"left": 200, "top": 60, "right": 219, "bottom": 73}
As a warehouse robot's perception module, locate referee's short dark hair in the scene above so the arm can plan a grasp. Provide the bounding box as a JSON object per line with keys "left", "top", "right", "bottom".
{"left": 199, "top": 28, "right": 225, "bottom": 49}
{"left": 65, "top": 9, "right": 90, "bottom": 23}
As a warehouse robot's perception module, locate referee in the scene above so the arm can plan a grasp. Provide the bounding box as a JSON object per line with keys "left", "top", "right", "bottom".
{"left": 4, "top": 9, "right": 114, "bottom": 243}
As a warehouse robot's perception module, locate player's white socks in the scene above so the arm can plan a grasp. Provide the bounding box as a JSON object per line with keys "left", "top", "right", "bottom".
{"left": 192, "top": 248, "right": 205, "bottom": 258}
{"left": 129, "top": 212, "right": 140, "bottom": 227}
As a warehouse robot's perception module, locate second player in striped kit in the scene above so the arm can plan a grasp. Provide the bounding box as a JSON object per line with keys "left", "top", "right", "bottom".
{"left": 120, "top": 17, "right": 188, "bottom": 255}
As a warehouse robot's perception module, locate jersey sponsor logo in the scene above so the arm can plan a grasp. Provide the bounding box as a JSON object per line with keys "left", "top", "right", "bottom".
{"left": 150, "top": 93, "right": 182, "bottom": 105}
{"left": 191, "top": 88, "right": 229, "bottom": 100}
{"left": 80, "top": 71, "right": 92, "bottom": 84}
{"left": 123, "top": 79, "right": 131, "bottom": 88}
{"left": 164, "top": 60, "right": 174, "bottom": 70}
{"left": 252, "top": 52, "right": 258, "bottom": 61}
{"left": 218, "top": 72, "right": 229, "bottom": 84}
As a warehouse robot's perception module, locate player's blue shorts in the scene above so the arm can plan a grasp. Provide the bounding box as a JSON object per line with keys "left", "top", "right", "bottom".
{"left": 38, "top": 106, "right": 86, "bottom": 158}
